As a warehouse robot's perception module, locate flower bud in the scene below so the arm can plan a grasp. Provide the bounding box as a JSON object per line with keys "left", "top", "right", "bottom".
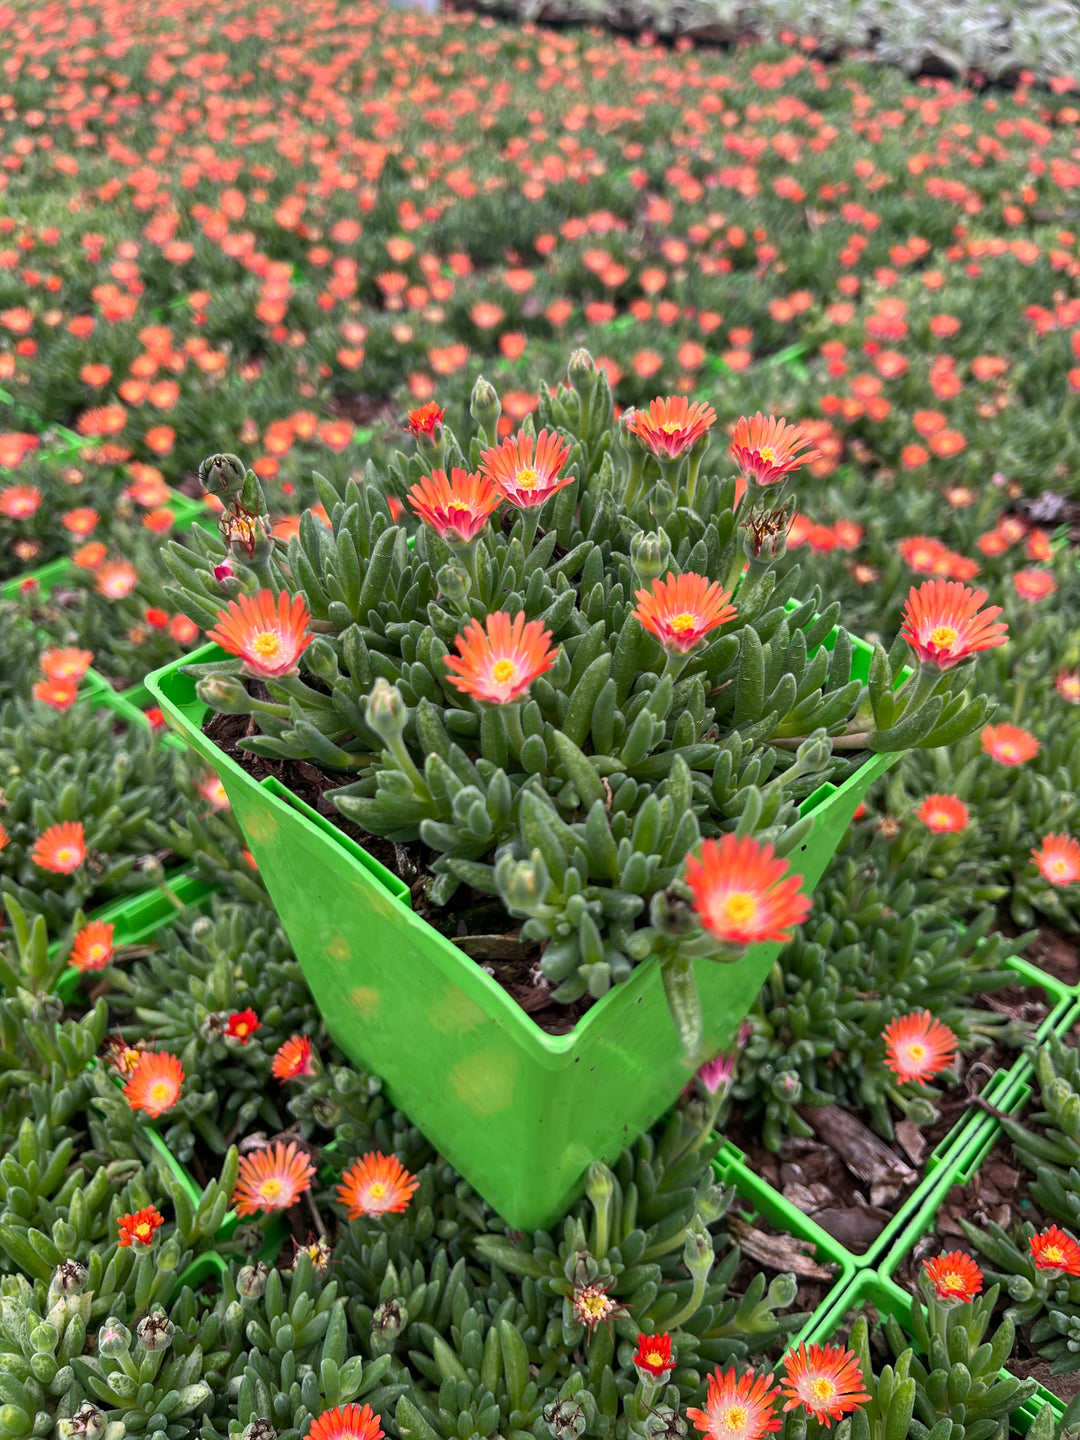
{"left": 695, "top": 1184, "right": 731, "bottom": 1225}
{"left": 199, "top": 453, "right": 246, "bottom": 500}
{"left": 502, "top": 858, "right": 549, "bottom": 913}
{"left": 139, "top": 857, "right": 165, "bottom": 885}
{"left": 567, "top": 348, "right": 598, "bottom": 395}
{"left": 470, "top": 375, "right": 501, "bottom": 434}
{"left": 630, "top": 531, "right": 669, "bottom": 588}
{"left": 135, "top": 1312, "right": 175, "bottom": 1352}
{"left": 190, "top": 916, "right": 215, "bottom": 945}
{"left": 212, "top": 560, "right": 234, "bottom": 583}
{"left": 51, "top": 1259, "right": 88, "bottom": 1297}
{"left": 1008, "top": 1275, "right": 1035, "bottom": 1302}
{"left": 372, "top": 1297, "right": 407, "bottom": 1341}
{"left": 97, "top": 1320, "right": 131, "bottom": 1357}
{"left": 649, "top": 885, "right": 699, "bottom": 938}
{"left": 770, "top": 1070, "right": 803, "bottom": 1106}
{"left": 436, "top": 561, "right": 471, "bottom": 607}
{"left": 904, "top": 1096, "right": 939, "bottom": 1127}
{"left": 767, "top": 1272, "right": 799, "bottom": 1309}
{"left": 791, "top": 730, "right": 832, "bottom": 776}
{"left": 226, "top": 511, "right": 274, "bottom": 566}
{"left": 584, "top": 1162, "right": 613, "bottom": 1209}
{"left": 650, "top": 481, "right": 676, "bottom": 525}
{"left": 305, "top": 637, "right": 340, "bottom": 683}
{"left": 237, "top": 1261, "right": 270, "bottom": 1301}
{"left": 365, "top": 677, "right": 408, "bottom": 744}
{"left": 619, "top": 409, "right": 648, "bottom": 456}
{"left": 543, "top": 1400, "right": 587, "bottom": 1440}
{"left": 196, "top": 674, "right": 256, "bottom": 715}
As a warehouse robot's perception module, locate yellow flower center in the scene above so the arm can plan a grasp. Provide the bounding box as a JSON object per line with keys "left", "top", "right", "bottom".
{"left": 135, "top": 1223, "right": 152, "bottom": 1241}
{"left": 447, "top": 500, "right": 472, "bottom": 515}
{"left": 88, "top": 944, "right": 107, "bottom": 963}
{"left": 757, "top": 446, "right": 776, "bottom": 465}
{"left": 809, "top": 1378, "right": 837, "bottom": 1402}
{"left": 1049, "top": 858, "right": 1070, "bottom": 878}
{"left": 906, "top": 1042, "right": 927, "bottom": 1062}
{"left": 492, "top": 659, "right": 517, "bottom": 684}
{"left": 721, "top": 893, "right": 758, "bottom": 926}
{"left": 660, "top": 421, "right": 683, "bottom": 434}
{"left": 515, "top": 466, "right": 539, "bottom": 489}
{"left": 929, "top": 624, "right": 958, "bottom": 649}
{"left": 252, "top": 631, "right": 282, "bottom": 657}
{"left": 718, "top": 1405, "right": 748, "bottom": 1432}
{"left": 1044, "top": 1245, "right": 1065, "bottom": 1264}
{"left": 670, "top": 612, "right": 698, "bottom": 632}
{"left": 368, "top": 1181, "right": 388, "bottom": 1200}
{"left": 941, "top": 1271, "right": 964, "bottom": 1292}
{"left": 56, "top": 848, "right": 77, "bottom": 867}
{"left": 149, "top": 1080, "right": 172, "bottom": 1104}
{"left": 1000, "top": 744, "right": 1016, "bottom": 760}
{"left": 646, "top": 1350, "right": 665, "bottom": 1366}
{"left": 929, "top": 810, "right": 950, "bottom": 828}
{"left": 259, "top": 1178, "right": 284, "bottom": 1200}
{"left": 581, "top": 1294, "right": 610, "bottom": 1317}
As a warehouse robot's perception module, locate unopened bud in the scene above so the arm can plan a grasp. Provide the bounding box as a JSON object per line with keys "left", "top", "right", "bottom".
{"left": 139, "top": 857, "right": 165, "bottom": 885}
{"left": 1008, "top": 1275, "right": 1035, "bottom": 1302}
{"left": 695, "top": 1184, "right": 731, "bottom": 1226}
{"left": 585, "top": 1162, "right": 613, "bottom": 1208}
{"left": 767, "top": 1272, "right": 799, "bottom": 1309}
{"left": 196, "top": 673, "right": 255, "bottom": 715}
{"left": 305, "top": 638, "right": 340, "bottom": 683}
{"left": 904, "top": 1096, "right": 939, "bottom": 1127}
{"left": 190, "top": 916, "right": 215, "bottom": 944}
{"left": 97, "top": 1320, "right": 131, "bottom": 1357}
{"left": 502, "top": 858, "right": 549, "bottom": 913}
{"left": 631, "top": 531, "right": 668, "bottom": 588}
{"left": 650, "top": 885, "right": 699, "bottom": 938}
{"left": 770, "top": 1071, "right": 802, "bottom": 1106}
{"left": 567, "top": 348, "right": 598, "bottom": 395}
{"left": 237, "top": 1261, "right": 270, "bottom": 1300}
{"left": 470, "top": 375, "right": 501, "bottom": 435}
{"left": 650, "top": 481, "right": 676, "bottom": 524}
{"left": 199, "top": 453, "right": 246, "bottom": 499}
{"left": 212, "top": 560, "right": 234, "bottom": 583}
{"left": 436, "top": 562, "right": 471, "bottom": 606}
{"left": 135, "top": 1312, "right": 175, "bottom": 1352}
{"left": 365, "top": 678, "right": 408, "bottom": 743}
{"left": 792, "top": 730, "right": 832, "bottom": 776}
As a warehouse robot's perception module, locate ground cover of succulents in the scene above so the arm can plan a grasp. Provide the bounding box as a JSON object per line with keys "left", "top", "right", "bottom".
{"left": 2, "top": 0, "right": 1080, "bottom": 1435}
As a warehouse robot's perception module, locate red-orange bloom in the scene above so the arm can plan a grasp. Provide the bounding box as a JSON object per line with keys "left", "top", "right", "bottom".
{"left": 407, "top": 468, "right": 502, "bottom": 545}
{"left": 117, "top": 1205, "right": 164, "bottom": 1247}
{"left": 981, "top": 723, "right": 1039, "bottom": 765}
{"left": 900, "top": 581, "right": 1008, "bottom": 670}
{"left": 633, "top": 1333, "right": 677, "bottom": 1378}
{"left": 882, "top": 1011, "right": 958, "bottom": 1085}
{"left": 0, "top": 485, "right": 42, "bottom": 518}
{"left": 479, "top": 428, "right": 573, "bottom": 508}
{"left": 405, "top": 402, "right": 445, "bottom": 438}
{"left": 96, "top": 559, "right": 139, "bottom": 599}
{"left": 32, "top": 678, "right": 79, "bottom": 711}
{"left": 1013, "top": 569, "right": 1057, "bottom": 602}
{"left": 897, "top": 536, "right": 948, "bottom": 574}
{"left": 226, "top": 1008, "right": 261, "bottom": 1044}
{"left": 40, "top": 647, "right": 93, "bottom": 681}
{"left": 1030, "top": 1226, "right": 1080, "bottom": 1275}
{"left": 730, "top": 413, "right": 817, "bottom": 487}
{"left": 71, "top": 921, "right": 116, "bottom": 972}
{"left": 914, "top": 794, "right": 969, "bottom": 833}
{"left": 687, "top": 1366, "right": 782, "bottom": 1440}
{"left": 207, "top": 590, "right": 313, "bottom": 678}
{"left": 444, "top": 612, "right": 557, "bottom": 705}
{"left": 924, "top": 1251, "right": 983, "bottom": 1302}
{"left": 634, "top": 572, "right": 737, "bottom": 654}
{"left": 308, "top": 1404, "right": 384, "bottom": 1440}
{"left": 780, "top": 1344, "right": 870, "bottom": 1428}
{"left": 31, "top": 822, "right": 87, "bottom": 874}
{"left": 232, "top": 1140, "right": 316, "bottom": 1216}
{"left": 1032, "top": 834, "right": 1080, "bottom": 886}
{"left": 272, "top": 1034, "right": 316, "bottom": 1080}
{"left": 629, "top": 396, "right": 717, "bottom": 461}
{"left": 122, "top": 1051, "right": 184, "bottom": 1118}
{"left": 337, "top": 1151, "right": 419, "bottom": 1218}
{"left": 685, "top": 835, "right": 811, "bottom": 947}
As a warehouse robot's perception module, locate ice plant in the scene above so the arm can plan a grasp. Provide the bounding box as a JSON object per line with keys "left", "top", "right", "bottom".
{"left": 633, "top": 1333, "right": 677, "bottom": 1379}
{"left": 730, "top": 413, "right": 817, "bottom": 489}
{"left": 39, "top": 647, "right": 94, "bottom": 681}
{"left": 32, "top": 678, "right": 79, "bottom": 711}
{"left": 479, "top": 427, "right": 573, "bottom": 512}
{"left": 900, "top": 581, "right": 1008, "bottom": 671}
{"left": 570, "top": 1279, "right": 627, "bottom": 1335}
{"left": 780, "top": 1344, "right": 869, "bottom": 1428}
{"left": 31, "top": 822, "right": 87, "bottom": 874}
{"left": 685, "top": 836, "right": 811, "bottom": 947}
{"left": 122, "top": 1051, "right": 184, "bottom": 1118}
{"left": 271, "top": 1034, "right": 316, "bottom": 1080}
{"left": 882, "top": 1011, "right": 958, "bottom": 1085}
{"left": 628, "top": 396, "right": 716, "bottom": 460}
{"left": 207, "top": 590, "right": 313, "bottom": 678}
{"left": 1032, "top": 833, "right": 1080, "bottom": 886}
{"left": 117, "top": 1206, "right": 164, "bottom": 1247}
{"left": 407, "top": 468, "right": 502, "bottom": 546}
{"left": 337, "top": 1151, "right": 419, "bottom": 1218}
{"left": 443, "top": 612, "right": 558, "bottom": 705}
{"left": 70, "top": 920, "right": 115, "bottom": 972}
{"left": 686, "top": 1366, "right": 782, "bottom": 1440}
{"left": 308, "top": 1404, "right": 384, "bottom": 1440}
{"left": 225, "top": 1008, "right": 261, "bottom": 1044}
{"left": 232, "top": 1140, "right": 316, "bottom": 1216}
{"left": 981, "top": 723, "right": 1039, "bottom": 765}
{"left": 1029, "top": 1225, "right": 1080, "bottom": 1275}
{"left": 914, "top": 794, "right": 969, "bottom": 833}
{"left": 634, "top": 572, "right": 737, "bottom": 660}
{"left": 923, "top": 1251, "right": 983, "bottom": 1302}
{"left": 405, "top": 401, "right": 445, "bottom": 440}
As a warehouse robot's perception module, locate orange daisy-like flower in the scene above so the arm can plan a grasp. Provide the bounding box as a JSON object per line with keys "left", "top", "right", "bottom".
{"left": 1013, "top": 569, "right": 1057, "bottom": 602}
{"left": 628, "top": 396, "right": 717, "bottom": 461}
{"left": 981, "top": 723, "right": 1040, "bottom": 766}
{"left": 685, "top": 835, "right": 812, "bottom": 948}
{"left": 633, "top": 1333, "right": 677, "bottom": 1378}
{"left": 271, "top": 1034, "right": 316, "bottom": 1080}
{"left": 225, "top": 1008, "right": 261, "bottom": 1044}
{"left": 337, "top": 1151, "right": 419, "bottom": 1218}
{"left": 1032, "top": 834, "right": 1080, "bottom": 886}
{"left": 914, "top": 794, "right": 969, "bottom": 833}
{"left": 478, "top": 428, "right": 573, "bottom": 508}
{"left": 122, "top": 1051, "right": 185, "bottom": 1118}
{"left": 308, "top": 1404, "right": 384, "bottom": 1440}
{"left": 71, "top": 920, "right": 116, "bottom": 972}
{"left": 0, "top": 484, "right": 42, "bottom": 518}
{"left": 207, "top": 590, "right": 313, "bottom": 678}
{"left": 882, "top": 1011, "right": 958, "bottom": 1085}
{"left": 40, "top": 647, "right": 94, "bottom": 681}
{"left": 31, "top": 821, "right": 87, "bottom": 875}
{"left": 407, "top": 468, "right": 502, "bottom": 545}
{"left": 900, "top": 580, "right": 1008, "bottom": 671}
{"left": 117, "top": 1205, "right": 164, "bottom": 1247}
{"left": 32, "top": 678, "right": 79, "bottom": 711}
{"left": 1056, "top": 670, "right": 1080, "bottom": 704}
{"left": 897, "top": 535, "right": 948, "bottom": 575}
{"left": 233, "top": 1139, "right": 316, "bottom": 1216}
{"left": 730, "top": 413, "right": 818, "bottom": 487}
{"left": 1030, "top": 1226, "right": 1080, "bottom": 1276}
{"left": 780, "top": 1344, "right": 869, "bottom": 1429}
{"left": 405, "top": 401, "right": 445, "bottom": 438}
{"left": 924, "top": 1251, "right": 983, "bottom": 1302}
{"left": 687, "top": 1366, "right": 782, "bottom": 1440}
{"left": 634, "top": 571, "right": 737, "bottom": 654}
{"left": 95, "top": 559, "right": 139, "bottom": 600}
{"left": 444, "top": 611, "right": 557, "bottom": 706}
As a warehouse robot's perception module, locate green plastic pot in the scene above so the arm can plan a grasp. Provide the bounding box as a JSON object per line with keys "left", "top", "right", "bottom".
{"left": 147, "top": 631, "right": 899, "bottom": 1231}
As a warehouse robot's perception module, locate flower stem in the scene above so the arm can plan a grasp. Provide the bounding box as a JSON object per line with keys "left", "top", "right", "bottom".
{"left": 388, "top": 734, "right": 431, "bottom": 800}
{"left": 518, "top": 506, "right": 540, "bottom": 559}
{"left": 622, "top": 452, "right": 645, "bottom": 510}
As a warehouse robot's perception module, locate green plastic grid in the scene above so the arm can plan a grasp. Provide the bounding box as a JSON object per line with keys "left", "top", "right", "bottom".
{"left": 0, "top": 556, "right": 72, "bottom": 604}
{"left": 808, "top": 1269, "right": 1064, "bottom": 1431}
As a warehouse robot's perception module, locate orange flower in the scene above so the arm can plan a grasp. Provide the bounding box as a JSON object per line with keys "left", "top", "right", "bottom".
{"left": 207, "top": 590, "right": 313, "bottom": 678}
{"left": 226, "top": 1008, "right": 260, "bottom": 1044}
{"left": 780, "top": 1344, "right": 869, "bottom": 1428}
{"left": 632, "top": 1333, "right": 676, "bottom": 1378}
{"left": 687, "top": 1366, "right": 782, "bottom": 1440}
{"left": 31, "top": 822, "right": 86, "bottom": 874}
{"left": 924, "top": 1251, "right": 983, "bottom": 1302}
{"left": 914, "top": 794, "right": 969, "bottom": 833}
{"left": 897, "top": 536, "right": 947, "bottom": 574}
{"left": 407, "top": 468, "right": 502, "bottom": 545}
{"left": 40, "top": 647, "right": 93, "bottom": 681}
{"left": 900, "top": 581, "right": 1008, "bottom": 670}
{"left": 307, "top": 1404, "right": 384, "bottom": 1440}
{"left": 32, "top": 678, "right": 79, "bottom": 711}
{"left": 882, "top": 1010, "right": 958, "bottom": 1084}
{"left": 1056, "top": 670, "right": 1080, "bottom": 704}
{"left": 730, "top": 413, "right": 817, "bottom": 487}
{"left": 634, "top": 572, "right": 737, "bottom": 654}
{"left": 628, "top": 396, "right": 716, "bottom": 461}
{"left": 71, "top": 921, "right": 115, "bottom": 972}
{"left": 444, "top": 612, "right": 557, "bottom": 706}
{"left": 0, "top": 485, "right": 42, "bottom": 518}
{"left": 337, "top": 1151, "right": 419, "bottom": 1218}
{"left": 271, "top": 1034, "right": 316, "bottom": 1080}
{"left": 981, "top": 723, "right": 1039, "bottom": 765}
{"left": 73, "top": 542, "right": 107, "bottom": 570}
{"left": 685, "top": 835, "right": 811, "bottom": 947}
{"left": 62, "top": 508, "right": 99, "bottom": 536}
{"left": 232, "top": 1140, "right": 316, "bottom": 1216}
{"left": 1030, "top": 1226, "right": 1080, "bottom": 1276}
{"left": 1013, "top": 569, "right": 1057, "bottom": 602}
{"left": 117, "top": 1205, "right": 164, "bottom": 1247}
{"left": 1032, "top": 834, "right": 1080, "bottom": 886}
{"left": 122, "top": 1051, "right": 184, "bottom": 1118}
{"left": 405, "top": 401, "right": 444, "bottom": 438}
{"left": 479, "top": 428, "right": 573, "bottom": 509}
{"left": 95, "top": 560, "right": 139, "bottom": 599}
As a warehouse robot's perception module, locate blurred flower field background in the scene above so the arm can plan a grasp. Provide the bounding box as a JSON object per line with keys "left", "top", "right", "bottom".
{"left": 3, "top": 0, "right": 1080, "bottom": 1433}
